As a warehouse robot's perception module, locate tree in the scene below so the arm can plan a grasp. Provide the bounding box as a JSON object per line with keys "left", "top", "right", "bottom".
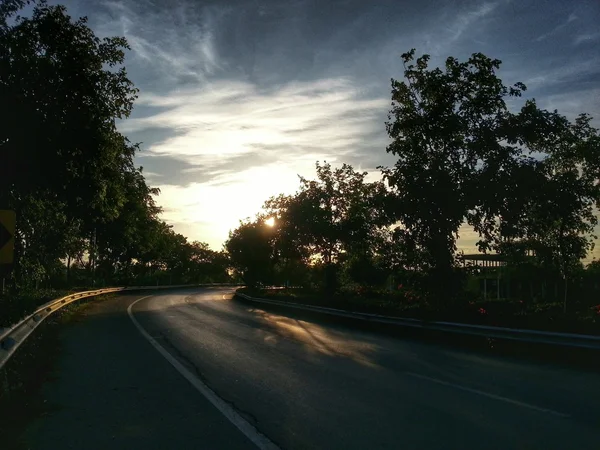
{"left": 1, "top": 1, "right": 137, "bottom": 199}
{"left": 95, "top": 168, "right": 161, "bottom": 281}
{"left": 495, "top": 108, "right": 600, "bottom": 311}
{"left": 382, "top": 50, "right": 527, "bottom": 303}
{"left": 186, "top": 242, "right": 230, "bottom": 283}
{"left": 0, "top": 1, "right": 232, "bottom": 295}
{"left": 382, "top": 49, "right": 600, "bottom": 308}
{"left": 342, "top": 253, "right": 388, "bottom": 288}
{"left": 225, "top": 218, "right": 277, "bottom": 287}
{"left": 265, "top": 162, "right": 390, "bottom": 292}
{"left": 0, "top": 0, "right": 139, "bottom": 284}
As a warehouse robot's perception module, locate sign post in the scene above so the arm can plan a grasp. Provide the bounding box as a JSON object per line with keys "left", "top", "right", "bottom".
{"left": 0, "top": 210, "right": 16, "bottom": 273}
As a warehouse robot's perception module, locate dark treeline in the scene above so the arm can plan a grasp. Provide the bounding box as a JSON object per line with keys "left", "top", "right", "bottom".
{"left": 0, "top": 0, "right": 230, "bottom": 295}
{"left": 227, "top": 51, "right": 600, "bottom": 325}
{"left": 2, "top": 1, "right": 599, "bottom": 330}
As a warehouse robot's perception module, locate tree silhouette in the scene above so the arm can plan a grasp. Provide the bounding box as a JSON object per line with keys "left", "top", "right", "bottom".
{"left": 0, "top": 1, "right": 230, "bottom": 290}
{"left": 264, "top": 162, "right": 390, "bottom": 292}
{"left": 382, "top": 49, "right": 600, "bottom": 307}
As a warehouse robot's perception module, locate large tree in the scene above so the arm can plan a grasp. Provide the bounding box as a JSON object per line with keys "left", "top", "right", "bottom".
{"left": 494, "top": 107, "right": 600, "bottom": 310}
{"left": 264, "top": 162, "right": 390, "bottom": 292}
{"left": 265, "top": 162, "right": 390, "bottom": 262}
{"left": 0, "top": 0, "right": 141, "bottom": 285}
{"left": 382, "top": 49, "right": 600, "bottom": 306}
{"left": 382, "top": 50, "right": 526, "bottom": 301}
{"left": 225, "top": 217, "right": 277, "bottom": 287}
{"left": 1, "top": 0, "right": 138, "bottom": 276}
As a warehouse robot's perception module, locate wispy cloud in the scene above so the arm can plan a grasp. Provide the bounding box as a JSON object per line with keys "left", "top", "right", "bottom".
{"left": 121, "top": 77, "right": 389, "bottom": 178}
{"left": 538, "top": 88, "right": 600, "bottom": 122}
{"left": 448, "top": 2, "right": 499, "bottom": 42}
{"left": 140, "top": 171, "right": 163, "bottom": 179}
{"left": 535, "top": 11, "right": 577, "bottom": 42}
{"left": 520, "top": 56, "right": 600, "bottom": 91}
{"left": 83, "top": 0, "right": 600, "bottom": 251}
{"left": 97, "top": 0, "right": 224, "bottom": 84}
{"left": 574, "top": 32, "right": 600, "bottom": 45}
{"left": 119, "top": 74, "right": 389, "bottom": 248}
{"left": 417, "top": 1, "right": 500, "bottom": 57}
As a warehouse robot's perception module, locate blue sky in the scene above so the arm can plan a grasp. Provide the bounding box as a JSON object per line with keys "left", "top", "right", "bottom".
{"left": 55, "top": 0, "right": 600, "bottom": 257}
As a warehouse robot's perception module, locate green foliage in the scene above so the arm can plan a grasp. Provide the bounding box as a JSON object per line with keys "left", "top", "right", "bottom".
{"left": 342, "top": 254, "right": 388, "bottom": 288}
{"left": 268, "top": 162, "right": 390, "bottom": 263}
{"left": 498, "top": 110, "right": 600, "bottom": 281}
{"left": 225, "top": 218, "right": 276, "bottom": 287}
{"left": 3, "top": 0, "right": 598, "bottom": 330}
{"left": 383, "top": 50, "right": 525, "bottom": 273}
{"left": 0, "top": 1, "right": 231, "bottom": 297}
{"left": 382, "top": 49, "right": 600, "bottom": 307}
{"left": 262, "top": 161, "right": 391, "bottom": 292}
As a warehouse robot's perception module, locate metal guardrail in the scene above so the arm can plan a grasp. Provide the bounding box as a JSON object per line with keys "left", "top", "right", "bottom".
{"left": 235, "top": 292, "right": 600, "bottom": 350}
{"left": 0, "top": 283, "right": 238, "bottom": 370}
{"left": 0, "top": 287, "right": 124, "bottom": 370}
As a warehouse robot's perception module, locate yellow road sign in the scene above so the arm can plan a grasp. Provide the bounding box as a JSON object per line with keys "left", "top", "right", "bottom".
{"left": 0, "top": 210, "right": 16, "bottom": 265}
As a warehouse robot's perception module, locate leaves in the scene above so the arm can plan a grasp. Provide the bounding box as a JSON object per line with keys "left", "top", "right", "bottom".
{"left": 265, "top": 161, "right": 390, "bottom": 264}
{"left": 383, "top": 49, "right": 600, "bottom": 303}
{"left": 1, "top": 1, "right": 229, "bottom": 288}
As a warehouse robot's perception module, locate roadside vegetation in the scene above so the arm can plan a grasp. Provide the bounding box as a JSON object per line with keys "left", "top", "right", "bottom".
{"left": 1, "top": 1, "right": 599, "bottom": 335}
{"left": 0, "top": 1, "right": 233, "bottom": 325}
{"left": 228, "top": 52, "right": 600, "bottom": 334}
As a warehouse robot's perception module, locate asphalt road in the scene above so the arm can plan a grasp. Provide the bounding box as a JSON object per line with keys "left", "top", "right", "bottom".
{"left": 26, "top": 288, "right": 600, "bottom": 449}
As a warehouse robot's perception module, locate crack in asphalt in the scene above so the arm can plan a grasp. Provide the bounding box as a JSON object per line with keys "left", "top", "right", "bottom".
{"left": 153, "top": 332, "right": 287, "bottom": 450}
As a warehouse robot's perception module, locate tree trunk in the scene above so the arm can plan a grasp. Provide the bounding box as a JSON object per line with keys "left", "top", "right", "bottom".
{"left": 529, "top": 282, "right": 533, "bottom": 302}
{"left": 563, "top": 277, "right": 568, "bottom": 313}
{"left": 541, "top": 281, "right": 545, "bottom": 301}
{"left": 497, "top": 270, "right": 500, "bottom": 300}
{"left": 66, "top": 254, "right": 71, "bottom": 285}
{"left": 484, "top": 277, "right": 487, "bottom": 301}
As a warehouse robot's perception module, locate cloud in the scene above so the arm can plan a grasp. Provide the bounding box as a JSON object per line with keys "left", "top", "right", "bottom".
{"left": 153, "top": 159, "right": 330, "bottom": 249}
{"left": 415, "top": 1, "right": 501, "bottom": 57}
{"left": 457, "top": 225, "right": 483, "bottom": 255}
{"left": 574, "top": 32, "right": 600, "bottom": 45}
{"left": 519, "top": 57, "right": 600, "bottom": 93}
{"left": 141, "top": 171, "right": 163, "bottom": 178}
{"left": 448, "top": 2, "right": 499, "bottom": 43}
{"left": 537, "top": 88, "right": 600, "bottom": 121}
{"left": 118, "top": 73, "right": 390, "bottom": 249}
{"left": 120, "top": 77, "right": 390, "bottom": 183}
{"left": 95, "top": 0, "right": 224, "bottom": 85}
{"left": 535, "top": 11, "right": 577, "bottom": 42}
{"left": 84, "top": 0, "right": 599, "bottom": 253}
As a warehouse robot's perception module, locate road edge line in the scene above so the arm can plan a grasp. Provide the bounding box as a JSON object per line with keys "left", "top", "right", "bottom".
{"left": 404, "top": 371, "right": 570, "bottom": 418}
{"left": 127, "top": 295, "right": 280, "bottom": 450}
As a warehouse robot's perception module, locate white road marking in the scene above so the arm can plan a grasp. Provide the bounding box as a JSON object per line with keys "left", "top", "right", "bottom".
{"left": 405, "top": 371, "right": 570, "bottom": 418}
{"left": 128, "top": 295, "right": 281, "bottom": 450}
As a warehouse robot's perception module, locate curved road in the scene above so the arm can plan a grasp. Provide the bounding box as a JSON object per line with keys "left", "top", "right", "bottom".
{"left": 129, "top": 288, "right": 600, "bottom": 450}
{"left": 26, "top": 287, "right": 600, "bottom": 449}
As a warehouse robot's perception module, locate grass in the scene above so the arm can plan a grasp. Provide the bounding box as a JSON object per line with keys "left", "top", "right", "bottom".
{"left": 0, "top": 286, "right": 97, "bottom": 328}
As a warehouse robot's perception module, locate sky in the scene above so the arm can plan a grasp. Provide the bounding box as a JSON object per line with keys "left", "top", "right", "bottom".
{"left": 54, "top": 0, "right": 600, "bottom": 258}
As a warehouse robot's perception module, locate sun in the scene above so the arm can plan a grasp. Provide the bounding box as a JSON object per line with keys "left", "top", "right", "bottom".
{"left": 265, "top": 217, "right": 275, "bottom": 227}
